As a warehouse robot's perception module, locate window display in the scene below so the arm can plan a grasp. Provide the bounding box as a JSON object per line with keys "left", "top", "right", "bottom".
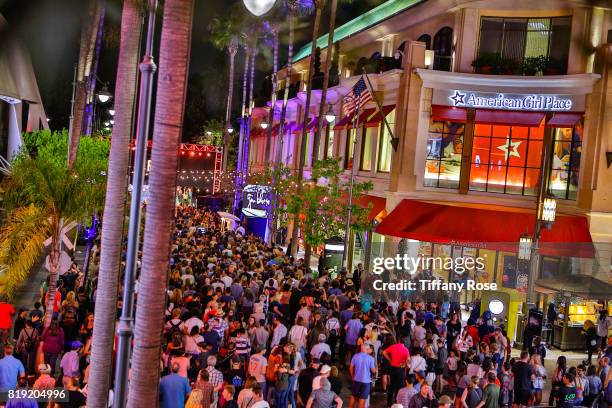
{"left": 549, "top": 122, "right": 582, "bottom": 200}
{"left": 469, "top": 122, "right": 544, "bottom": 195}
{"left": 377, "top": 109, "right": 395, "bottom": 173}
{"left": 424, "top": 120, "right": 464, "bottom": 188}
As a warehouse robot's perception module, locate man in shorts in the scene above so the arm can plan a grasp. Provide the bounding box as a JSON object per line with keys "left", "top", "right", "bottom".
{"left": 349, "top": 344, "right": 376, "bottom": 408}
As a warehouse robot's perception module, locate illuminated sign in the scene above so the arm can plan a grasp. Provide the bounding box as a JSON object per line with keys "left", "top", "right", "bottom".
{"left": 242, "top": 184, "right": 271, "bottom": 218}
{"left": 448, "top": 90, "right": 573, "bottom": 111}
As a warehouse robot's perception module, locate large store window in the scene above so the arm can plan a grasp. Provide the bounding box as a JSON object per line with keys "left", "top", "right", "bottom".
{"left": 469, "top": 123, "right": 544, "bottom": 196}
{"left": 424, "top": 120, "right": 464, "bottom": 188}
{"left": 377, "top": 109, "right": 395, "bottom": 173}
{"left": 360, "top": 127, "right": 375, "bottom": 171}
{"left": 478, "top": 16, "right": 571, "bottom": 73}
{"left": 550, "top": 122, "right": 582, "bottom": 200}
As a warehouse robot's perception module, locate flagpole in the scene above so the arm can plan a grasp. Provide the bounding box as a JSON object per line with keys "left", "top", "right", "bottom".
{"left": 362, "top": 69, "right": 398, "bottom": 151}
{"left": 342, "top": 89, "right": 362, "bottom": 269}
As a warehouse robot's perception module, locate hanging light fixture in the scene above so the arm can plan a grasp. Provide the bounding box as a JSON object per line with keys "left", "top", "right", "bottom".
{"left": 539, "top": 194, "right": 557, "bottom": 225}
{"left": 518, "top": 233, "right": 532, "bottom": 260}
{"left": 325, "top": 105, "right": 336, "bottom": 123}
{"left": 242, "top": 0, "right": 276, "bottom": 16}
{"left": 97, "top": 85, "right": 112, "bottom": 103}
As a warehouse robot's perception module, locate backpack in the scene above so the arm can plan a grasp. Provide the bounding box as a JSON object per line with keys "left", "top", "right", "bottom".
{"left": 23, "top": 329, "right": 36, "bottom": 352}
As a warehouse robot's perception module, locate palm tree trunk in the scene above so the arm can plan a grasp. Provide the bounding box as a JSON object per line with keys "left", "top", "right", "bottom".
{"left": 291, "top": 1, "right": 323, "bottom": 257}
{"left": 83, "top": 8, "right": 106, "bottom": 136}
{"left": 87, "top": 1, "right": 142, "bottom": 405}
{"left": 270, "top": 11, "right": 295, "bottom": 245}
{"left": 222, "top": 44, "right": 237, "bottom": 172}
{"left": 264, "top": 29, "right": 279, "bottom": 164}
{"left": 68, "top": 1, "right": 103, "bottom": 169}
{"left": 44, "top": 219, "right": 63, "bottom": 328}
{"left": 126, "top": 0, "right": 194, "bottom": 406}
{"left": 313, "top": 0, "right": 338, "bottom": 161}
{"left": 233, "top": 45, "right": 251, "bottom": 214}
{"left": 242, "top": 44, "right": 257, "bottom": 181}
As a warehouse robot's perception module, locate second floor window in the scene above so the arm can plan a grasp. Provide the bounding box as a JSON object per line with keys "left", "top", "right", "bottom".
{"left": 478, "top": 16, "right": 571, "bottom": 74}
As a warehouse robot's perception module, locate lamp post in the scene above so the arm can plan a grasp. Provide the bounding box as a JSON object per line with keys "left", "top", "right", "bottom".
{"left": 341, "top": 95, "right": 362, "bottom": 269}
{"left": 113, "top": 1, "right": 158, "bottom": 407}
{"left": 261, "top": 122, "right": 268, "bottom": 129}
{"left": 325, "top": 105, "right": 336, "bottom": 124}
{"left": 97, "top": 85, "right": 112, "bottom": 103}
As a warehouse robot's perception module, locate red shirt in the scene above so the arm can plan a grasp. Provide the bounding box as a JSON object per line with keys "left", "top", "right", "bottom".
{"left": 384, "top": 343, "right": 410, "bottom": 368}
{"left": 0, "top": 302, "right": 15, "bottom": 329}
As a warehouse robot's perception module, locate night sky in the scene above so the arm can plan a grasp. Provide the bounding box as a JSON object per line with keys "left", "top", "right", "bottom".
{"left": 0, "top": 0, "right": 386, "bottom": 138}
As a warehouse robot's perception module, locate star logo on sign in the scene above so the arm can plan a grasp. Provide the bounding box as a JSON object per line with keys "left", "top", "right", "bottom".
{"left": 497, "top": 137, "right": 522, "bottom": 161}
{"left": 449, "top": 91, "right": 466, "bottom": 106}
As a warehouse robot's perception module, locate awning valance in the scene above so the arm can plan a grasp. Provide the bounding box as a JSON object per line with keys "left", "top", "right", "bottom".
{"left": 334, "top": 113, "right": 356, "bottom": 130}
{"left": 365, "top": 105, "right": 395, "bottom": 128}
{"left": 431, "top": 105, "right": 467, "bottom": 123}
{"left": 375, "top": 200, "right": 594, "bottom": 257}
{"left": 475, "top": 109, "right": 545, "bottom": 127}
{"left": 545, "top": 113, "right": 583, "bottom": 128}
{"left": 357, "top": 108, "right": 377, "bottom": 125}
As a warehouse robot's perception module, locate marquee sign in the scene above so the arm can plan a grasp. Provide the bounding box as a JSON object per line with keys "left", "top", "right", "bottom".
{"left": 433, "top": 89, "right": 584, "bottom": 112}
{"left": 242, "top": 184, "right": 271, "bottom": 218}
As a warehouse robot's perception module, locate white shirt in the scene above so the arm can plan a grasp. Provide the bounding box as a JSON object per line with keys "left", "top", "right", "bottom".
{"left": 252, "top": 401, "right": 270, "bottom": 408}
{"left": 271, "top": 323, "right": 288, "bottom": 348}
{"left": 311, "top": 342, "right": 332, "bottom": 360}
{"left": 184, "top": 316, "right": 204, "bottom": 333}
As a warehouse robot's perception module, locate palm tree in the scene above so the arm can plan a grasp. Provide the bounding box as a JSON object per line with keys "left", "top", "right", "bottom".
{"left": 210, "top": 17, "right": 240, "bottom": 172}
{"left": 313, "top": 0, "right": 350, "bottom": 160}
{"left": 0, "top": 154, "right": 105, "bottom": 325}
{"left": 263, "top": 21, "right": 280, "bottom": 164}
{"left": 69, "top": 0, "right": 104, "bottom": 169}
{"left": 291, "top": 0, "right": 324, "bottom": 257}
{"left": 242, "top": 34, "right": 259, "bottom": 181}
{"left": 86, "top": 0, "right": 143, "bottom": 405}
{"left": 270, "top": 0, "right": 314, "bottom": 243}
{"left": 125, "top": 0, "right": 194, "bottom": 406}
{"left": 233, "top": 41, "right": 251, "bottom": 213}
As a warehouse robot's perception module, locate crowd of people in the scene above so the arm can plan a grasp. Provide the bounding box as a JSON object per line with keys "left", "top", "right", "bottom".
{"left": 1, "top": 206, "right": 612, "bottom": 408}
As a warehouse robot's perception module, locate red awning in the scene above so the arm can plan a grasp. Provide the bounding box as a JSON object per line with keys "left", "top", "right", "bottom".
{"left": 365, "top": 105, "right": 395, "bottom": 128}
{"left": 475, "top": 109, "right": 545, "bottom": 127}
{"left": 284, "top": 121, "right": 296, "bottom": 132}
{"left": 546, "top": 113, "right": 583, "bottom": 128}
{"left": 357, "top": 108, "right": 377, "bottom": 125}
{"left": 334, "top": 113, "right": 356, "bottom": 130}
{"left": 431, "top": 105, "right": 467, "bottom": 123}
{"left": 375, "top": 200, "right": 594, "bottom": 257}
{"left": 294, "top": 118, "right": 316, "bottom": 133}
{"left": 356, "top": 194, "right": 387, "bottom": 222}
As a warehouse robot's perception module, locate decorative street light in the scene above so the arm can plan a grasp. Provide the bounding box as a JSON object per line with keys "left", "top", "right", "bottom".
{"left": 97, "top": 85, "right": 112, "bottom": 103}
{"left": 242, "top": 0, "right": 276, "bottom": 16}
{"left": 519, "top": 233, "right": 532, "bottom": 261}
{"left": 108, "top": 108, "right": 115, "bottom": 116}
{"left": 539, "top": 194, "right": 557, "bottom": 225}
{"left": 104, "top": 121, "right": 110, "bottom": 127}
{"left": 227, "top": 124, "right": 234, "bottom": 134}
{"left": 325, "top": 105, "right": 336, "bottom": 123}
{"left": 261, "top": 122, "right": 268, "bottom": 129}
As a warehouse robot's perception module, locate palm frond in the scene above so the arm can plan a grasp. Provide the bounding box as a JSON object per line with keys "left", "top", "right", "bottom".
{"left": 0, "top": 205, "right": 51, "bottom": 299}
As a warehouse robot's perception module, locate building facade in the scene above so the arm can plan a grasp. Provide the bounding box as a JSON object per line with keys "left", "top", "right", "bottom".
{"left": 248, "top": 0, "right": 612, "bottom": 342}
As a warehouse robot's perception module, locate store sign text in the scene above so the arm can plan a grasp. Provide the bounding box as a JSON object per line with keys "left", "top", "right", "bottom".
{"left": 448, "top": 90, "right": 573, "bottom": 111}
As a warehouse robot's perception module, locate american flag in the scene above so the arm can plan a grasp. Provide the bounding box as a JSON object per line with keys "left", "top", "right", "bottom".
{"left": 342, "top": 77, "right": 372, "bottom": 117}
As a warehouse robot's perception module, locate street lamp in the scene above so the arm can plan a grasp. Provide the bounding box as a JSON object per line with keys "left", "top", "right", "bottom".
{"left": 539, "top": 194, "right": 557, "bottom": 226}
{"left": 227, "top": 124, "right": 234, "bottom": 134}
{"left": 325, "top": 105, "right": 336, "bottom": 123}
{"left": 104, "top": 121, "right": 110, "bottom": 127}
{"left": 108, "top": 108, "right": 115, "bottom": 116}
{"left": 97, "top": 85, "right": 112, "bottom": 103}
{"left": 242, "top": 0, "right": 276, "bottom": 16}
{"left": 519, "top": 233, "right": 532, "bottom": 261}
{"left": 261, "top": 122, "right": 268, "bottom": 129}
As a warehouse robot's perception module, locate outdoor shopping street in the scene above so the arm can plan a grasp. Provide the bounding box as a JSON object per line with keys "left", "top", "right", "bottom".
{"left": 1, "top": 0, "right": 612, "bottom": 407}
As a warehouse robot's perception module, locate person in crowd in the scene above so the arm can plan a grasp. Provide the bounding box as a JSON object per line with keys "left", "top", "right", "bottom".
{"left": 0, "top": 344, "right": 25, "bottom": 392}
{"left": 160, "top": 362, "right": 191, "bottom": 408}
{"left": 383, "top": 336, "right": 410, "bottom": 406}
{"left": 306, "top": 377, "right": 343, "bottom": 408}
{"left": 0, "top": 295, "right": 16, "bottom": 344}
{"left": 512, "top": 351, "right": 532, "bottom": 408}
{"left": 349, "top": 343, "right": 376, "bottom": 408}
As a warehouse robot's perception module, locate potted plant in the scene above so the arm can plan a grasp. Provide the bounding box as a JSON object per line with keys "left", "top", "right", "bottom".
{"left": 518, "top": 55, "right": 548, "bottom": 76}
{"left": 472, "top": 53, "right": 502, "bottom": 74}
